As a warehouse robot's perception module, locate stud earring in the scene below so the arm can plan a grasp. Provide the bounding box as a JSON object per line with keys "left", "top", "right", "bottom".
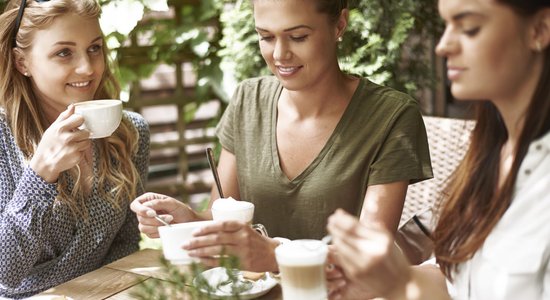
{"left": 536, "top": 41, "right": 543, "bottom": 52}
{"left": 337, "top": 36, "right": 343, "bottom": 42}
{"left": 24, "top": 72, "right": 29, "bottom": 77}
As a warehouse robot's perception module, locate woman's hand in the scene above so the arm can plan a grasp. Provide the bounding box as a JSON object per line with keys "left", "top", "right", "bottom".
{"left": 183, "top": 220, "right": 280, "bottom": 272}
{"left": 326, "top": 245, "right": 378, "bottom": 300}
{"left": 30, "top": 105, "right": 91, "bottom": 183}
{"left": 326, "top": 254, "right": 347, "bottom": 298}
{"left": 327, "top": 209, "right": 411, "bottom": 299}
{"left": 130, "top": 192, "right": 201, "bottom": 238}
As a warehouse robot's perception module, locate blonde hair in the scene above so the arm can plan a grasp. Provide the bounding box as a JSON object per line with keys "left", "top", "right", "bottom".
{"left": 0, "top": 0, "right": 143, "bottom": 219}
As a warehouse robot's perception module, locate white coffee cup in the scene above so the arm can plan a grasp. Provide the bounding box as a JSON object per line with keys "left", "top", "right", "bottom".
{"left": 158, "top": 220, "right": 214, "bottom": 265}
{"left": 211, "top": 197, "right": 269, "bottom": 236}
{"left": 211, "top": 197, "right": 255, "bottom": 223}
{"left": 275, "top": 239, "right": 328, "bottom": 300}
{"left": 73, "top": 99, "right": 123, "bottom": 139}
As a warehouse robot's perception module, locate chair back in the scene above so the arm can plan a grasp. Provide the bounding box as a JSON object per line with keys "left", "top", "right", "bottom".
{"left": 397, "top": 116, "right": 475, "bottom": 264}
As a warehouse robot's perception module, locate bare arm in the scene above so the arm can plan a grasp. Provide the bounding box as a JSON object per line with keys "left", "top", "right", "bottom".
{"left": 359, "top": 181, "right": 408, "bottom": 234}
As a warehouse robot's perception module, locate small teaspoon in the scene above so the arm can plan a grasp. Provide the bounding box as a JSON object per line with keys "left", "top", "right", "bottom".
{"left": 154, "top": 214, "right": 171, "bottom": 227}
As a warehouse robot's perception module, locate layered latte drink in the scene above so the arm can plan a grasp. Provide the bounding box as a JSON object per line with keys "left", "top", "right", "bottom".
{"left": 275, "top": 239, "right": 328, "bottom": 299}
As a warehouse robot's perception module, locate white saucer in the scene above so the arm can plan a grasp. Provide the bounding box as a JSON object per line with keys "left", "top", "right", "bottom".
{"left": 193, "top": 267, "right": 278, "bottom": 299}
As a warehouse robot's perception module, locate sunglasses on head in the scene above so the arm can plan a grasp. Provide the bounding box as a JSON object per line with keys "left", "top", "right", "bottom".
{"left": 13, "top": 0, "right": 51, "bottom": 47}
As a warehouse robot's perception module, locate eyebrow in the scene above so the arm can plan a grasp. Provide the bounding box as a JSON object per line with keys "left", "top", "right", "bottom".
{"left": 53, "top": 36, "right": 103, "bottom": 46}
{"left": 451, "top": 11, "right": 485, "bottom": 22}
{"left": 255, "top": 25, "right": 313, "bottom": 32}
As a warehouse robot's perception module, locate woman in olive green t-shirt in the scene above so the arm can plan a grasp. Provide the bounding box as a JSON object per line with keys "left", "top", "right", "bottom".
{"left": 130, "top": 0, "right": 432, "bottom": 273}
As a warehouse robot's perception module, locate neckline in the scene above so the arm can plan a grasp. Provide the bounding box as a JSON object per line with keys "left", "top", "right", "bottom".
{"left": 269, "top": 77, "right": 365, "bottom": 184}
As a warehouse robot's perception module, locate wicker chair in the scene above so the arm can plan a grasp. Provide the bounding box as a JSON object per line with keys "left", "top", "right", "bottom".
{"left": 396, "top": 116, "right": 476, "bottom": 264}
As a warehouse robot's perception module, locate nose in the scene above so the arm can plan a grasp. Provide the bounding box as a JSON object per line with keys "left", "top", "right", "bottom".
{"left": 273, "top": 40, "right": 291, "bottom": 61}
{"left": 75, "top": 53, "right": 94, "bottom": 76}
{"left": 435, "top": 27, "right": 456, "bottom": 58}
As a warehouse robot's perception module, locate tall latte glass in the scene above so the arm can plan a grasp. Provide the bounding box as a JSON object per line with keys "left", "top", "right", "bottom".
{"left": 275, "top": 239, "right": 328, "bottom": 300}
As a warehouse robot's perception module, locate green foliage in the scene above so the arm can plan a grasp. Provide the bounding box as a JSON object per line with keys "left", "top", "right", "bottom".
{"left": 218, "top": 0, "right": 270, "bottom": 84}
{"left": 131, "top": 252, "right": 253, "bottom": 299}
{"left": 218, "top": 0, "right": 442, "bottom": 96}
{"left": 104, "top": 0, "right": 226, "bottom": 102}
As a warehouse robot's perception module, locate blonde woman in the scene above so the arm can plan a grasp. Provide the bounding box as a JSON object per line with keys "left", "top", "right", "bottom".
{"left": 0, "top": 0, "right": 149, "bottom": 298}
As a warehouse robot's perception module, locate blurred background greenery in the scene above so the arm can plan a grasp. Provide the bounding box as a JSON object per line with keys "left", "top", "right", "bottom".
{"left": 91, "top": 0, "right": 442, "bottom": 105}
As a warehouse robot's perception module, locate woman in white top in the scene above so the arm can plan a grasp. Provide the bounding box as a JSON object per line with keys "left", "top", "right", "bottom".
{"left": 326, "top": 0, "right": 550, "bottom": 299}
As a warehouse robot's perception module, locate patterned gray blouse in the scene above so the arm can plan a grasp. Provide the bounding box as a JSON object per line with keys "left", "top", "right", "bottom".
{"left": 0, "top": 111, "right": 150, "bottom": 299}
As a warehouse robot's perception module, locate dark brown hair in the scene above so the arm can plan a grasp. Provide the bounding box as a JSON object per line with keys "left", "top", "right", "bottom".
{"left": 251, "top": 0, "right": 348, "bottom": 23}
{"left": 315, "top": 0, "right": 348, "bottom": 23}
{"left": 434, "top": 0, "right": 550, "bottom": 279}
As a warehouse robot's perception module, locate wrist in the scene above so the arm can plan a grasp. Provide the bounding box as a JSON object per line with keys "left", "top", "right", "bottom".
{"left": 29, "top": 157, "right": 58, "bottom": 183}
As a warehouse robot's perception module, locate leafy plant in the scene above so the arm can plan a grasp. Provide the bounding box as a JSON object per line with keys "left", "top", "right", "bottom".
{"left": 100, "top": 0, "right": 226, "bottom": 103}
{"left": 131, "top": 252, "right": 253, "bottom": 300}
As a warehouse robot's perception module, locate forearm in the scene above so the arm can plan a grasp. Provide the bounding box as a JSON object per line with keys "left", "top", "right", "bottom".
{"left": 0, "top": 166, "right": 57, "bottom": 287}
{"left": 360, "top": 181, "right": 408, "bottom": 235}
{"left": 385, "top": 265, "right": 451, "bottom": 300}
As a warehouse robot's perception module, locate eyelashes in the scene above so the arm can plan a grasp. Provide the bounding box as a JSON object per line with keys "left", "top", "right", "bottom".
{"left": 54, "top": 44, "right": 103, "bottom": 59}
{"left": 463, "top": 27, "right": 480, "bottom": 36}
{"left": 258, "top": 35, "right": 309, "bottom": 42}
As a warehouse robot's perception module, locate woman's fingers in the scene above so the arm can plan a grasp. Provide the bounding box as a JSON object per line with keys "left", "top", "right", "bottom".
{"left": 131, "top": 193, "right": 177, "bottom": 216}
{"left": 184, "top": 224, "right": 245, "bottom": 250}
{"left": 192, "top": 220, "right": 244, "bottom": 236}
{"left": 55, "top": 104, "right": 75, "bottom": 123}
{"left": 138, "top": 223, "right": 160, "bottom": 238}
{"left": 327, "top": 278, "right": 347, "bottom": 297}
{"left": 136, "top": 214, "right": 173, "bottom": 227}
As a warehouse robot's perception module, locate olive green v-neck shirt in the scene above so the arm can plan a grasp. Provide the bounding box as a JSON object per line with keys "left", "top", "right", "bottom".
{"left": 216, "top": 76, "right": 432, "bottom": 239}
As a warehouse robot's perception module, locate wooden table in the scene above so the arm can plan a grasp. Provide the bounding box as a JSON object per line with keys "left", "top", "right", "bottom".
{"left": 34, "top": 248, "right": 282, "bottom": 299}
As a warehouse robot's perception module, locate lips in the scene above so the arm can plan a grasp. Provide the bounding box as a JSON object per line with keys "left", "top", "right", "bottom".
{"left": 276, "top": 65, "right": 302, "bottom": 76}
{"left": 447, "top": 66, "right": 466, "bottom": 80}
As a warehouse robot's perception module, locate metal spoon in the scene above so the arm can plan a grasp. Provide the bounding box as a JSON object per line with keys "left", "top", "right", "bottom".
{"left": 206, "top": 147, "right": 224, "bottom": 198}
{"left": 154, "top": 214, "right": 171, "bottom": 227}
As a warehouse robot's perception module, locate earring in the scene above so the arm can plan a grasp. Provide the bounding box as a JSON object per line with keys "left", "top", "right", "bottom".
{"left": 24, "top": 72, "right": 29, "bottom": 77}
{"left": 536, "top": 41, "right": 543, "bottom": 52}
{"left": 337, "top": 36, "right": 343, "bottom": 42}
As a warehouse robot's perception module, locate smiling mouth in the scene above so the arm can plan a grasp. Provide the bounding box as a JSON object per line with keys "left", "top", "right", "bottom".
{"left": 68, "top": 81, "right": 91, "bottom": 88}
{"left": 276, "top": 65, "right": 302, "bottom": 76}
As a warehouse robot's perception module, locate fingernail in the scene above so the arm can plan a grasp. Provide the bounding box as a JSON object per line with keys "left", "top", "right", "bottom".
{"left": 145, "top": 210, "right": 156, "bottom": 217}
{"left": 181, "top": 241, "right": 190, "bottom": 249}
{"left": 164, "top": 215, "right": 173, "bottom": 222}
